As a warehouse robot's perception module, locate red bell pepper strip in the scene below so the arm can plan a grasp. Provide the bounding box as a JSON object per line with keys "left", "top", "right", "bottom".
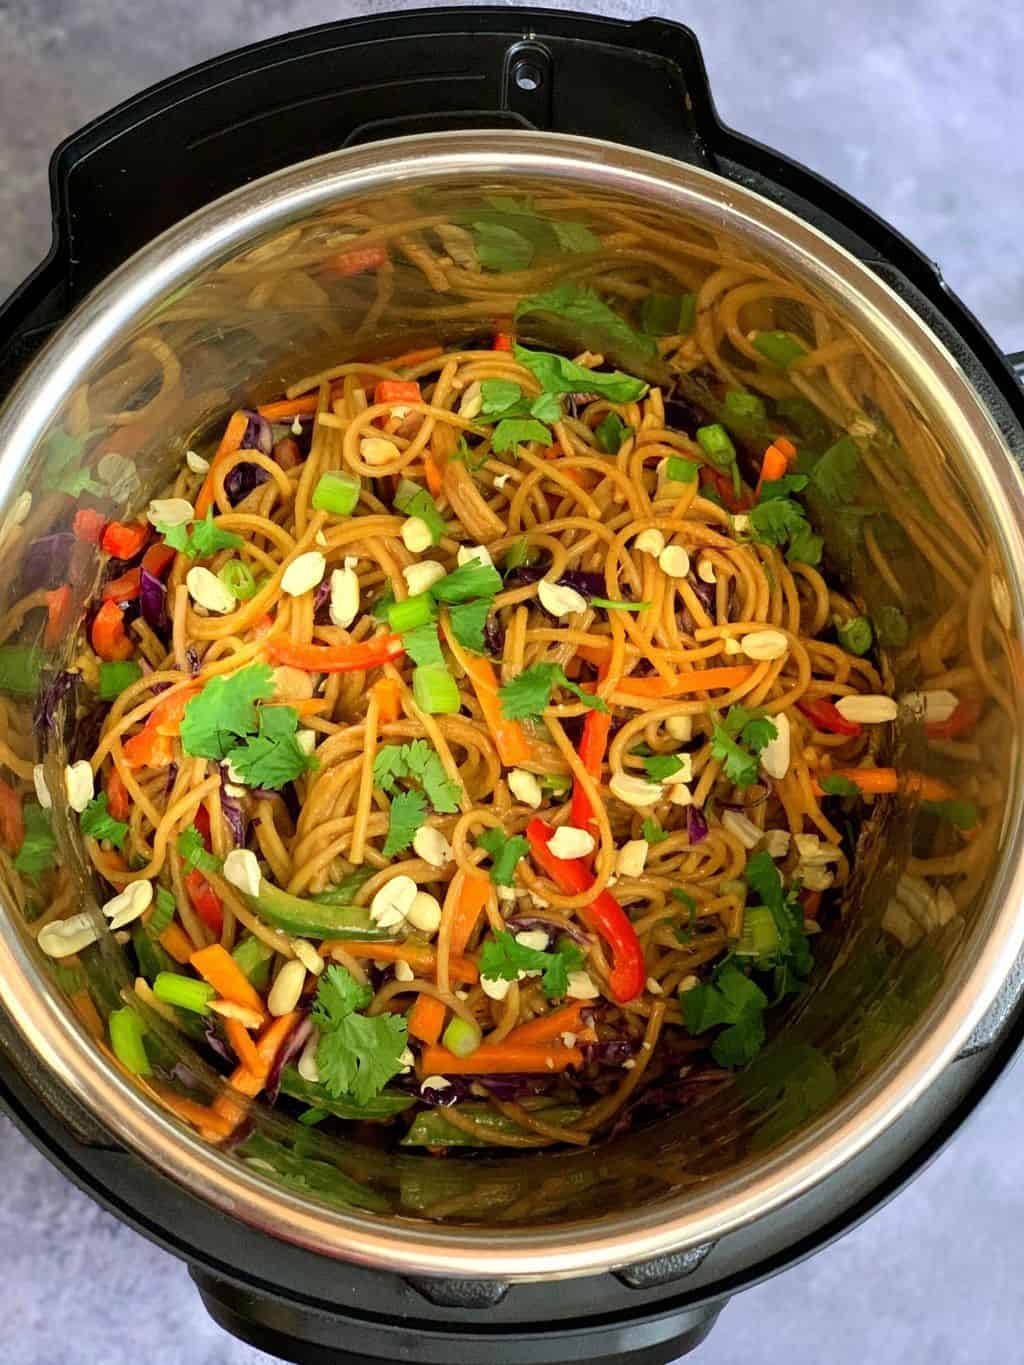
{"left": 493, "top": 332, "right": 514, "bottom": 352}
{"left": 525, "top": 818, "right": 646, "bottom": 1004}
{"left": 266, "top": 633, "right": 405, "bottom": 674}
{"left": 925, "top": 696, "right": 982, "bottom": 741}
{"left": 0, "top": 777, "right": 25, "bottom": 853}
{"left": 102, "top": 568, "right": 142, "bottom": 603}
{"left": 91, "top": 599, "right": 134, "bottom": 662}
{"left": 44, "top": 586, "right": 73, "bottom": 649}
{"left": 373, "top": 380, "right": 422, "bottom": 406}
{"left": 106, "top": 767, "right": 131, "bottom": 822}
{"left": 324, "top": 245, "right": 387, "bottom": 277}
{"left": 73, "top": 507, "right": 108, "bottom": 543}
{"left": 185, "top": 868, "right": 224, "bottom": 936}
{"left": 141, "top": 541, "right": 177, "bottom": 578}
{"left": 797, "top": 697, "right": 862, "bottom": 737}
{"left": 100, "top": 520, "right": 150, "bottom": 561}
{"left": 570, "top": 709, "right": 612, "bottom": 831}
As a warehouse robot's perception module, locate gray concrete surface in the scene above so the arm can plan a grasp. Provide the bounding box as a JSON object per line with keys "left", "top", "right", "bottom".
{"left": 1, "top": 2, "right": 1022, "bottom": 1362}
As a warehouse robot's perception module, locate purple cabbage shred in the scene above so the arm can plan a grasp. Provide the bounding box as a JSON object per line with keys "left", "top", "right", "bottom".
{"left": 264, "top": 1012, "right": 312, "bottom": 1104}
{"left": 686, "top": 805, "right": 709, "bottom": 844}
{"left": 139, "top": 567, "right": 167, "bottom": 630}
{"left": 21, "top": 533, "right": 75, "bottom": 591}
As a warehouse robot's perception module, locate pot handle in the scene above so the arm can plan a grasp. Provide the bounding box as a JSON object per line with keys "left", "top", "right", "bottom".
{"left": 0, "top": 10, "right": 720, "bottom": 393}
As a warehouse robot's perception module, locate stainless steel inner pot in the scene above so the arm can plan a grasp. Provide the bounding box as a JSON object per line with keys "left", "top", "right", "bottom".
{"left": 0, "top": 131, "right": 1022, "bottom": 1281}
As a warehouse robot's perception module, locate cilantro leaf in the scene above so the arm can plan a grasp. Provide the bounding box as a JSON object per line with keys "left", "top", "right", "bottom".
{"left": 785, "top": 524, "right": 823, "bottom": 566}
{"left": 711, "top": 707, "right": 777, "bottom": 788}
{"left": 477, "top": 828, "right": 530, "bottom": 886}
{"left": 176, "top": 824, "right": 222, "bottom": 875}
{"left": 595, "top": 412, "right": 629, "bottom": 453}
{"left": 922, "top": 798, "right": 978, "bottom": 830}
{"left": 744, "top": 851, "right": 813, "bottom": 999}
{"left": 479, "top": 929, "right": 583, "bottom": 999}
{"left": 179, "top": 664, "right": 275, "bottom": 761}
{"left": 480, "top": 379, "right": 526, "bottom": 419}
{"left": 400, "top": 739, "right": 461, "bottom": 813}
{"left": 79, "top": 794, "right": 128, "bottom": 850}
{"left": 473, "top": 221, "right": 534, "bottom": 272}
{"left": 448, "top": 598, "right": 492, "bottom": 654}
{"left": 382, "top": 789, "right": 427, "bottom": 857}
{"left": 514, "top": 284, "right": 658, "bottom": 364}
{"left": 491, "top": 418, "right": 552, "bottom": 453}
{"left": 401, "top": 623, "right": 444, "bottom": 667}
{"left": 158, "top": 509, "right": 243, "bottom": 560}
{"left": 811, "top": 436, "right": 862, "bottom": 506}
{"left": 372, "top": 745, "right": 407, "bottom": 795}
{"left": 431, "top": 561, "right": 503, "bottom": 604}
{"left": 498, "top": 661, "right": 608, "bottom": 720}
{"left": 228, "top": 705, "right": 317, "bottom": 791}
{"left": 642, "top": 817, "right": 669, "bottom": 845}
{"left": 512, "top": 343, "right": 648, "bottom": 403}
{"left": 682, "top": 962, "right": 768, "bottom": 1067}
{"left": 551, "top": 220, "right": 601, "bottom": 254}
{"left": 42, "top": 427, "right": 103, "bottom": 496}
{"left": 529, "top": 390, "right": 563, "bottom": 424}
{"left": 15, "top": 803, "right": 56, "bottom": 879}
{"left": 758, "top": 474, "right": 809, "bottom": 501}
{"left": 313, "top": 964, "right": 408, "bottom": 1105}
{"left": 53, "top": 467, "right": 102, "bottom": 497}
{"left": 672, "top": 888, "right": 699, "bottom": 943}
{"left": 820, "top": 774, "right": 861, "bottom": 797}
{"left": 643, "top": 753, "right": 685, "bottom": 781}
{"left": 747, "top": 496, "right": 806, "bottom": 547}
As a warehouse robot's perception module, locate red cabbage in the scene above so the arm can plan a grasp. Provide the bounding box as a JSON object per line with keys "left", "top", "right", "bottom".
{"left": 476, "top": 1073, "right": 555, "bottom": 1101}
{"left": 690, "top": 578, "right": 716, "bottom": 615}
{"left": 34, "top": 670, "right": 78, "bottom": 739}
{"left": 139, "top": 567, "right": 167, "bottom": 630}
{"left": 417, "top": 1075, "right": 471, "bottom": 1107}
{"left": 581, "top": 1036, "right": 637, "bottom": 1068}
{"left": 164, "top": 762, "right": 179, "bottom": 794}
{"left": 220, "top": 787, "right": 247, "bottom": 848}
{"left": 686, "top": 805, "right": 709, "bottom": 844}
{"left": 71, "top": 706, "right": 106, "bottom": 764}
{"left": 224, "top": 461, "right": 270, "bottom": 505}
{"left": 482, "top": 613, "right": 505, "bottom": 657}
{"left": 21, "top": 533, "right": 75, "bottom": 590}
{"left": 505, "top": 915, "right": 590, "bottom": 947}
{"left": 264, "top": 1012, "right": 311, "bottom": 1103}
{"left": 200, "top": 1022, "right": 235, "bottom": 1068}
{"left": 504, "top": 565, "right": 608, "bottom": 600}
{"left": 185, "top": 646, "right": 200, "bottom": 676}
{"left": 241, "top": 410, "right": 274, "bottom": 455}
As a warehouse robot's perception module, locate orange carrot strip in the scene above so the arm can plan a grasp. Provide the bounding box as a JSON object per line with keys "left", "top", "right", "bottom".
{"left": 150, "top": 1085, "right": 237, "bottom": 1140}
{"left": 501, "top": 1001, "right": 587, "bottom": 1047}
{"left": 224, "top": 1017, "right": 267, "bottom": 1077}
{"left": 0, "top": 777, "right": 24, "bottom": 853}
{"left": 189, "top": 943, "right": 266, "bottom": 1018}
{"left": 462, "top": 655, "right": 531, "bottom": 765}
{"left": 420, "top": 1042, "right": 584, "bottom": 1075}
{"left": 813, "top": 768, "right": 957, "bottom": 803}
{"left": 407, "top": 996, "right": 447, "bottom": 1045}
{"left": 254, "top": 1010, "right": 302, "bottom": 1069}
{"left": 613, "top": 664, "right": 756, "bottom": 699}
{"left": 256, "top": 395, "right": 319, "bottom": 421}
{"left": 755, "top": 442, "right": 792, "bottom": 500}
{"left": 159, "top": 922, "right": 195, "bottom": 964}
{"left": 424, "top": 451, "right": 444, "bottom": 498}
{"left": 194, "top": 411, "right": 249, "bottom": 517}
{"left": 371, "top": 678, "right": 401, "bottom": 724}
{"left": 320, "top": 940, "right": 478, "bottom": 984}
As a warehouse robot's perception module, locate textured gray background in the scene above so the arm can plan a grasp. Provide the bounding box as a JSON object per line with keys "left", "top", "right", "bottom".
{"left": 1, "top": 2, "right": 1022, "bottom": 1363}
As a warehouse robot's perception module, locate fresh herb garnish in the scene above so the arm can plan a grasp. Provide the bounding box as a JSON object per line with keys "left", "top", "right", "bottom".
{"left": 819, "top": 774, "right": 861, "bottom": 797}
{"left": 430, "top": 560, "right": 503, "bottom": 604}
{"left": 514, "top": 283, "right": 658, "bottom": 364}
{"left": 477, "top": 828, "right": 530, "bottom": 886}
{"left": 491, "top": 418, "right": 553, "bottom": 453}
{"left": 79, "top": 793, "right": 128, "bottom": 850}
{"left": 228, "top": 705, "right": 318, "bottom": 790}
{"left": 313, "top": 964, "right": 408, "bottom": 1105}
{"left": 381, "top": 790, "right": 428, "bottom": 857}
{"left": 400, "top": 623, "right": 444, "bottom": 667}
{"left": 479, "top": 929, "right": 584, "bottom": 1000}
{"left": 498, "top": 661, "right": 609, "bottom": 720}
{"left": 682, "top": 961, "right": 768, "bottom": 1067}
{"left": 448, "top": 598, "right": 492, "bottom": 654}
{"left": 176, "top": 824, "right": 223, "bottom": 875}
{"left": 810, "top": 436, "right": 862, "bottom": 506}
{"left": 14, "top": 802, "right": 56, "bottom": 879}
{"left": 710, "top": 706, "right": 778, "bottom": 787}
{"left": 180, "top": 664, "right": 275, "bottom": 761}
{"left": 747, "top": 477, "right": 823, "bottom": 566}
{"left": 744, "top": 851, "right": 813, "bottom": 1000}
{"left": 158, "top": 508, "right": 244, "bottom": 559}
{"left": 373, "top": 740, "right": 461, "bottom": 855}
{"left": 643, "top": 753, "right": 686, "bottom": 781}
{"left": 595, "top": 412, "right": 629, "bottom": 453}
{"left": 642, "top": 817, "right": 669, "bottom": 845}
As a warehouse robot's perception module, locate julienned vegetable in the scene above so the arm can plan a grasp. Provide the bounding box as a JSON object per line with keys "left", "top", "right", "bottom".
{"left": 267, "top": 635, "right": 405, "bottom": 674}
{"left": 312, "top": 470, "right": 361, "bottom": 516}
{"left": 244, "top": 878, "right": 400, "bottom": 941}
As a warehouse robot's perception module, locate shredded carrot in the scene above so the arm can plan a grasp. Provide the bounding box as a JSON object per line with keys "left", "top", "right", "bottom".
{"left": 462, "top": 655, "right": 531, "bottom": 765}
{"left": 501, "top": 1001, "right": 590, "bottom": 1047}
{"left": 159, "top": 922, "right": 195, "bottom": 964}
{"left": 813, "top": 768, "right": 957, "bottom": 803}
{"left": 613, "top": 664, "right": 757, "bottom": 698}
{"left": 420, "top": 1041, "right": 583, "bottom": 1075}
{"left": 208, "top": 1064, "right": 263, "bottom": 1136}
{"left": 755, "top": 440, "right": 794, "bottom": 499}
{"left": 70, "top": 989, "right": 104, "bottom": 1042}
{"left": 424, "top": 451, "right": 445, "bottom": 497}
{"left": 205, "top": 1013, "right": 301, "bottom": 1137}
{"left": 224, "top": 1017, "right": 267, "bottom": 1077}
{"left": 319, "top": 939, "right": 478, "bottom": 984}
{"left": 194, "top": 410, "right": 248, "bottom": 517}
{"left": 371, "top": 678, "right": 401, "bottom": 724}
{"left": 256, "top": 394, "right": 319, "bottom": 421}
{"left": 190, "top": 943, "right": 266, "bottom": 1018}
{"left": 149, "top": 1084, "right": 237, "bottom": 1140}
{"left": 254, "top": 1010, "right": 301, "bottom": 1069}
{"left": 407, "top": 996, "right": 446, "bottom": 1045}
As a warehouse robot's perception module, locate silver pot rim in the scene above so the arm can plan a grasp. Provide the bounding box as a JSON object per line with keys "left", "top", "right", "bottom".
{"left": 1, "top": 129, "right": 1023, "bottom": 1280}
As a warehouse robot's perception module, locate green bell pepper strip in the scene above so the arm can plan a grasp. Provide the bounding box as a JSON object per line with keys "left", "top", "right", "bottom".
{"left": 279, "top": 1067, "right": 417, "bottom": 1121}
{"left": 244, "top": 877, "right": 399, "bottom": 941}
{"left": 401, "top": 1103, "right": 584, "bottom": 1148}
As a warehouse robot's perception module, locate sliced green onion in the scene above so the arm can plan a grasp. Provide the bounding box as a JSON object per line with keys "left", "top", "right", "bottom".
{"left": 589, "top": 597, "right": 651, "bottom": 611}
{"left": 148, "top": 886, "right": 176, "bottom": 937}
{"left": 874, "top": 604, "right": 909, "bottom": 648}
{"left": 152, "top": 971, "right": 216, "bottom": 1015}
{"left": 540, "top": 773, "right": 571, "bottom": 794}
{"left": 665, "top": 455, "right": 700, "bottom": 483}
{"left": 387, "top": 592, "right": 436, "bottom": 633}
{"left": 108, "top": 1007, "right": 151, "bottom": 1075}
{"left": 312, "top": 470, "right": 361, "bottom": 516}
{"left": 752, "top": 330, "right": 807, "bottom": 369}
{"left": 298, "top": 1107, "right": 328, "bottom": 1126}
{"left": 394, "top": 479, "right": 446, "bottom": 545}
{"left": 98, "top": 659, "right": 143, "bottom": 701}
{"left": 641, "top": 292, "right": 696, "bottom": 336}
{"left": 218, "top": 559, "right": 258, "bottom": 600}
{"left": 722, "top": 389, "right": 767, "bottom": 424}
{"left": 837, "top": 616, "right": 873, "bottom": 656}
{"left": 412, "top": 663, "right": 460, "bottom": 714}
{"left": 695, "top": 424, "right": 737, "bottom": 469}
{"left": 232, "top": 934, "right": 275, "bottom": 988}
{"left": 503, "top": 537, "right": 531, "bottom": 570}
{"left": 443, "top": 1015, "right": 482, "bottom": 1057}
{"left": 371, "top": 589, "right": 396, "bottom": 622}
{"left": 735, "top": 905, "right": 780, "bottom": 960}
{"left": 0, "top": 644, "right": 44, "bottom": 698}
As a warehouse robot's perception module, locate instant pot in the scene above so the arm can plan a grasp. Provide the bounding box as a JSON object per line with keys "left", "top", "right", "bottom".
{"left": 1, "top": 10, "right": 1023, "bottom": 1364}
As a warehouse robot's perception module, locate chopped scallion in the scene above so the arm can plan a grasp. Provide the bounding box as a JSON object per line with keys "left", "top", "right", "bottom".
{"left": 735, "top": 905, "right": 780, "bottom": 961}
{"left": 218, "top": 559, "right": 258, "bottom": 600}
{"left": 98, "top": 660, "right": 143, "bottom": 701}
{"left": 665, "top": 455, "right": 700, "bottom": 483}
{"left": 312, "top": 470, "right": 361, "bottom": 516}
{"left": 442, "top": 1015, "right": 482, "bottom": 1057}
{"left": 722, "top": 389, "right": 767, "bottom": 424}
{"left": 752, "top": 330, "right": 807, "bottom": 369}
{"left": 695, "top": 424, "right": 737, "bottom": 469}
{"left": 152, "top": 971, "right": 217, "bottom": 1015}
{"left": 108, "top": 1007, "right": 151, "bottom": 1075}
{"left": 837, "top": 616, "right": 873, "bottom": 656}
{"left": 412, "top": 663, "right": 460, "bottom": 715}
{"left": 387, "top": 592, "right": 436, "bottom": 634}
